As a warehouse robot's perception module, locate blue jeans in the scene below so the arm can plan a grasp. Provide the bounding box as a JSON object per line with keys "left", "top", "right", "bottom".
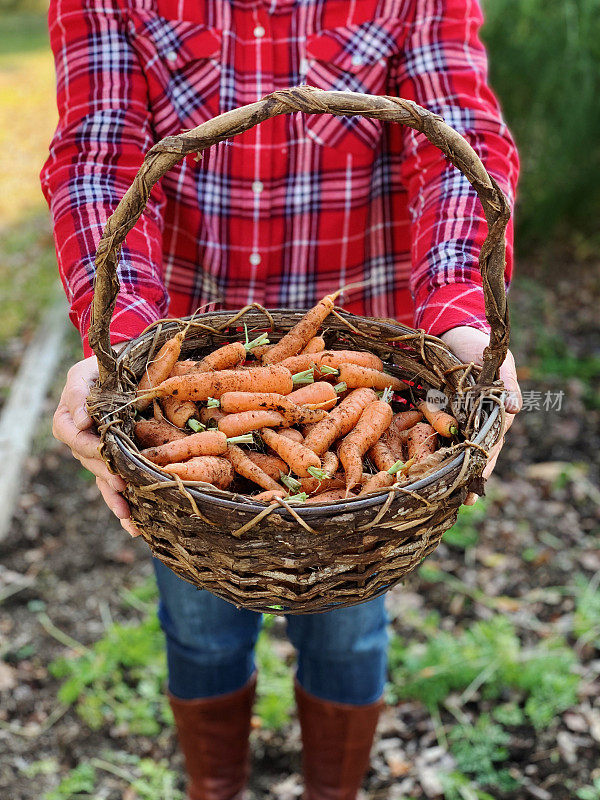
{"left": 153, "top": 558, "right": 389, "bottom": 705}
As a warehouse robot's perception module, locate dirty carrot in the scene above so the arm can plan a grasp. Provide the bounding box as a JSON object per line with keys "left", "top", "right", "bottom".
{"left": 305, "top": 488, "right": 348, "bottom": 504}
{"left": 299, "top": 472, "right": 346, "bottom": 495}
{"left": 416, "top": 400, "right": 459, "bottom": 437}
{"left": 263, "top": 291, "right": 339, "bottom": 364}
{"left": 303, "top": 387, "right": 378, "bottom": 456}
{"left": 277, "top": 349, "right": 383, "bottom": 375}
{"left": 336, "top": 363, "right": 404, "bottom": 392}
{"left": 199, "top": 406, "right": 226, "bottom": 427}
{"left": 260, "top": 428, "right": 321, "bottom": 477}
{"left": 143, "top": 365, "right": 294, "bottom": 403}
{"left": 254, "top": 489, "right": 287, "bottom": 503}
{"left": 134, "top": 419, "right": 187, "bottom": 448}
{"left": 225, "top": 445, "right": 282, "bottom": 492}
{"left": 321, "top": 450, "right": 339, "bottom": 476}
{"left": 338, "top": 400, "right": 394, "bottom": 492}
{"left": 288, "top": 381, "right": 338, "bottom": 411}
{"left": 359, "top": 460, "right": 406, "bottom": 496}
{"left": 160, "top": 396, "right": 198, "bottom": 428}
{"left": 368, "top": 433, "right": 400, "bottom": 472}
{"left": 218, "top": 392, "right": 327, "bottom": 425}
{"left": 301, "top": 336, "right": 326, "bottom": 355}
{"left": 276, "top": 427, "right": 304, "bottom": 443}
{"left": 141, "top": 431, "right": 253, "bottom": 466}
{"left": 136, "top": 331, "right": 184, "bottom": 410}
{"left": 245, "top": 452, "right": 289, "bottom": 481}
{"left": 406, "top": 422, "right": 438, "bottom": 462}
{"left": 163, "top": 456, "right": 234, "bottom": 488}
{"left": 217, "top": 409, "right": 288, "bottom": 438}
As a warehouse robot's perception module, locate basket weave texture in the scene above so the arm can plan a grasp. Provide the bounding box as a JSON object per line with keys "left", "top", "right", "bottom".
{"left": 88, "top": 87, "right": 511, "bottom": 614}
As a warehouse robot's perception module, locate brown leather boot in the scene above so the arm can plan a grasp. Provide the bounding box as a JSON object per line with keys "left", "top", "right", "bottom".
{"left": 168, "top": 674, "right": 256, "bottom": 800}
{"left": 295, "top": 680, "right": 384, "bottom": 800}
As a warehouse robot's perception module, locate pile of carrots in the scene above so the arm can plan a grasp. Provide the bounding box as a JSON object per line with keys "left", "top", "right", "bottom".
{"left": 130, "top": 292, "right": 460, "bottom": 505}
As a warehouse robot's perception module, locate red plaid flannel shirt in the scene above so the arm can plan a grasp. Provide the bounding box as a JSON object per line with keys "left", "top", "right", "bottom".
{"left": 41, "top": 0, "right": 519, "bottom": 358}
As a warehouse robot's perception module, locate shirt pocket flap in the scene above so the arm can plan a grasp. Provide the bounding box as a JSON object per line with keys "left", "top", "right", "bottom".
{"left": 132, "top": 14, "right": 222, "bottom": 71}
{"left": 305, "top": 20, "right": 406, "bottom": 72}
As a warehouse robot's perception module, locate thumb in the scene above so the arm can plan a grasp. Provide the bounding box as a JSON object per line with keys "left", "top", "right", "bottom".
{"left": 498, "top": 350, "right": 522, "bottom": 414}
{"left": 65, "top": 358, "right": 99, "bottom": 430}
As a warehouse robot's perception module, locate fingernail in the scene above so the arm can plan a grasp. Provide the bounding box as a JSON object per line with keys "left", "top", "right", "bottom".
{"left": 121, "top": 518, "right": 141, "bottom": 538}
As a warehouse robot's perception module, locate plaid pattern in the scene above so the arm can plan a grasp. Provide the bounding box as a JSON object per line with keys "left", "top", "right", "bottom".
{"left": 41, "top": 0, "right": 519, "bottom": 357}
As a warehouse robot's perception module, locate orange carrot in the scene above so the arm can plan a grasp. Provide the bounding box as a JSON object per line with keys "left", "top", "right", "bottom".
{"left": 368, "top": 434, "right": 399, "bottom": 472}
{"left": 359, "top": 459, "right": 407, "bottom": 496}
{"left": 300, "top": 472, "right": 346, "bottom": 495}
{"left": 170, "top": 359, "right": 197, "bottom": 377}
{"left": 226, "top": 445, "right": 282, "bottom": 492}
{"left": 134, "top": 419, "right": 187, "bottom": 448}
{"left": 145, "top": 365, "right": 294, "bottom": 403}
{"left": 338, "top": 401, "right": 394, "bottom": 492}
{"left": 305, "top": 488, "right": 348, "bottom": 504}
{"left": 246, "top": 452, "right": 288, "bottom": 481}
{"left": 218, "top": 392, "right": 327, "bottom": 425}
{"left": 288, "top": 381, "right": 338, "bottom": 411}
{"left": 322, "top": 450, "right": 339, "bottom": 476}
{"left": 389, "top": 409, "right": 424, "bottom": 435}
{"left": 406, "top": 448, "right": 448, "bottom": 479}
{"left": 199, "top": 406, "right": 226, "bottom": 427}
{"left": 301, "top": 336, "right": 326, "bottom": 355}
{"left": 140, "top": 430, "right": 252, "bottom": 466}
{"left": 136, "top": 331, "right": 184, "bottom": 410}
{"left": 218, "top": 409, "right": 287, "bottom": 438}
{"left": 260, "top": 428, "right": 321, "bottom": 477}
{"left": 336, "top": 363, "right": 404, "bottom": 392}
{"left": 163, "top": 456, "right": 234, "bottom": 488}
{"left": 161, "top": 396, "right": 198, "bottom": 428}
{"left": 416, "top": 400, "right": 458, "bottom": 438}
{"left": 263, "top": 292, "right": 338, "bottom": 364}
{"left": 406, "top": 422, "right": 437, "bottom": 462}
{"left": 277, "top": 350, "right": 383, "bottom": 375}
{"left": 254, "top": 489, "right": 287, "bottom": 502}
{"left": 276, "top": 427, "right": 304, "bottom": 443}
{"left": 303, "top": 388, "right": 378, "bottom": 456}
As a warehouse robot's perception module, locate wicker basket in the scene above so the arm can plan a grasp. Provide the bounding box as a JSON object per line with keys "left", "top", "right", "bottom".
{"left": 88, "top": 87, "right": 511, "bottom": 615}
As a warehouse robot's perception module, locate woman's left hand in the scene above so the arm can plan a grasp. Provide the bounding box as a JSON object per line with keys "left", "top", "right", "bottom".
{"left": 440, "top": 326, "right": 522, "bottom": 505}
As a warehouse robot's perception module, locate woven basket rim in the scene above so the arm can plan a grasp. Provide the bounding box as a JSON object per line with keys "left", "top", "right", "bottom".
{"left": 111, "top": 401, "right": 499, "bottom": 521}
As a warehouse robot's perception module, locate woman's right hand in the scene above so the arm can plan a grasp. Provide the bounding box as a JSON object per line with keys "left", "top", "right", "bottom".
{"left": 52, "top": 356, "right": 140, "bottom": 537}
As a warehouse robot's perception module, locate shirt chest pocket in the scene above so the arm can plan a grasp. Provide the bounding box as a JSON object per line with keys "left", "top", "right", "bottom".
{"left": 303, "top": 20, "right": 406, "bottom": 149}
{"left": 128, "top": 12, "right": 222, "bottom": 130}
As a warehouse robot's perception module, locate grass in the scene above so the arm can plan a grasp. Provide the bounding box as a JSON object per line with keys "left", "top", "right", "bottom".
{"left": 0, "top": 9, "right": 60, "bottom": 347}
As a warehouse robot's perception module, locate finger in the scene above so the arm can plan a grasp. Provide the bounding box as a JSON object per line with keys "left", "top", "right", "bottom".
{"left": 482, "top": 447, "right": 501, "bottom": 480}
{"left": 64, "top": 361, "right": 98, "bottom": 430}
{"left": 464, "top": 492, "right": 479, "bottom": 506}
{"left": 499, "top": 352, "right": 522, "bottom": 414}
{"left": 53, "top": 403, "right": 103, "bottom": 459}
{"left": 79, "top": 457, "right": 126, "bottom": 491}
{"left": 96, "top": 477, "right": 131, "bottom": 519}
{"left": 121, "top": 517, "right": 141, "bottom": 538}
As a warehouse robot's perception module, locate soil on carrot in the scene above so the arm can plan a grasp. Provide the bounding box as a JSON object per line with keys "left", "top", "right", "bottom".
{"left": 0, "top": 268, "right": 598, "bottom": 800}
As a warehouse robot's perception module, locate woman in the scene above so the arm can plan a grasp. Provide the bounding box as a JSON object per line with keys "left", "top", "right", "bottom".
{"left": 43, "top": 0, "right": 521, "bottom": 797}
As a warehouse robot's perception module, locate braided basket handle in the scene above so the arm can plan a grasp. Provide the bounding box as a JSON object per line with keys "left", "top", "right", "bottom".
{"left": 90, "top": 86, "right": 511, "bottom": 385}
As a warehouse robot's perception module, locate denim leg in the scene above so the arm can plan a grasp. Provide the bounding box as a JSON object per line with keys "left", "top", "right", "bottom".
{"left": 285, "top": 595, "right": 389, "bottom": 705}
{"left": 153, "top": 558, "right": 262, "bottom": 699}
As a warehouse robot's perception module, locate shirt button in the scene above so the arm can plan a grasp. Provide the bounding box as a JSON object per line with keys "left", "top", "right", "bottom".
{"left": 253, "top": 25, "right": 266, "bottom": 38}
{"left": 249, "top": 253, "right": 262, "bottom": 266}
{"left": 252, "top": 180, "right": 264, "bottom": 194}
{"left": 166, "top": 50, "right": 178, "bottom": 62}
{"left": 351, "top": 54, "right": 364, "bottom": 67}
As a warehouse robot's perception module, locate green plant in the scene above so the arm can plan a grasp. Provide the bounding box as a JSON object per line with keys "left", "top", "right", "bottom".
{"left": 441, "top": 769, "right": 496, "bottom": 800}
{"left": 254, "top": 615, "right": 295, "bottom": 730}
{"left": 449, "top": 714, "right": 520, "bottom": 791}
{"left": 388, "top": 615, "right": 579, "bottom": 729}
{"left": 45, "top": 763, "right": 96, "bottom": 800}
{"left": 577, "top": 778, "right": 600, "bottom": 800}
{"left": 442, "top": 501, "right": 487, "bottom": 550}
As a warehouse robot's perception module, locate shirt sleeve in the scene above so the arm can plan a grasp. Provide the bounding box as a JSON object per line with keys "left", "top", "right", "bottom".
{"left": 40, "top": 0, "right": 169, "bottom": 357}
{"left": 395, "top": 0, "right": 519, "bottom": 336}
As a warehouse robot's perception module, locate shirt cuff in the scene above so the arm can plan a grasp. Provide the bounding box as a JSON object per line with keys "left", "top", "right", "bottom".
{"left": 415, "top": 283, "right": 491, "bottom": 337}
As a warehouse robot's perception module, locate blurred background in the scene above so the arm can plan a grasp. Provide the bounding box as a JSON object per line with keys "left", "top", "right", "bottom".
{"left": 0, "top": 1, "right": 598, "bottom": 798}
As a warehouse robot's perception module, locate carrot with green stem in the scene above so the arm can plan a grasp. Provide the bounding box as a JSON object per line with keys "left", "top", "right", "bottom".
{"left": 218, "top": 391, "right": 327, "bottom": 425}
{"left": 187, "top": 419, "right": 206, "bottom": 433}
{"left": 338, "top": 396, "right": 394, "bottom": 493}
{"left": 263, "top": 290, "right": 341, "bottom": 364}
{"left": 254, "top": 489, "right": 287, "bottom": 503}
{"left": 336, "top": 363, "right": 404, "bottom": 392}
{"left": 163, "top": 456, "right": 234, "bottom": 488}
{"left": 260, "top": 428, "right": 321, "bottom": 477}
{"left": 368, "top": 432, "right": 400, "bottom": 472}
{"left": 305, "top": 488, "right": 348, "bottom": 504}
{"left": 288, "top": 381, "right": 339, "bottom": 411}
{"left": 176, "top": 329, "right": 270, "bottom": 376}
{"left": 300, "top": 472, "right": 346, "bottom": 495}
{"left": 199, "top": 406, "right": 225, "bottom": 427}
{"left": 277, "top": 350, "right": 384, "bottom": 375}
{"left": 416, "top": 400, "right": 458, "bottom": 437}
{"left": 160, "top": 395, "right": 199, "bottom": 429}
{"left": 303, "top": 387, "right": 378, "bottom": 456}
{"left": 141, "top": 431, "right": 253, "bottom": 466}
{"left": 140, "top": 365, "right": 294, "bottom": 403}
{"left": 225, "top": 445, "right": 283, "bottom": 492}
{"left": 360, "top": 460, "right": 407, "bottom": 496}
{"left": 134, "top": 419, "right": 187, "bottom": 448}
